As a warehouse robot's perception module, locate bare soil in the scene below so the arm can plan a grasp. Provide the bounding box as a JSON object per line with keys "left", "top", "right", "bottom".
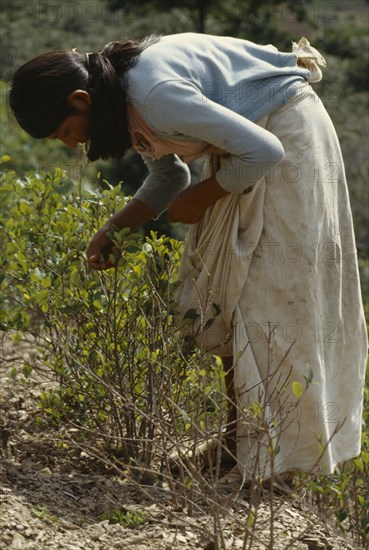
{"left": 0, "top": 338, "right": 361, "bottom": 550}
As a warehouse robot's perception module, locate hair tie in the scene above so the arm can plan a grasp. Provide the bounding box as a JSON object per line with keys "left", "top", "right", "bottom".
{"left": 71, "top": 47, "right": 93, "bottom": 70}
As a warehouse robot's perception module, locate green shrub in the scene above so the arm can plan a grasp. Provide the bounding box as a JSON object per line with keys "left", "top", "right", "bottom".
{"left": 0, "top": 166, "right": 220, "bottom": 470}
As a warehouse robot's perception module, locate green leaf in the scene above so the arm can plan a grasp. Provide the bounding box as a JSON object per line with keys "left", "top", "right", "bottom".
{"left": 70, "top": 268, "right": 83, "bottom": 288}
{"left": 246, "top": 511, "right": 255, "bottom": 528}
{"left": 23, "top": 364, "right": 33, "bottom": 378}
{"left": 303, "top": 364, "right": 314, "bottom": 387}
{"left": 107, "top": 225, "right": 130, "bottom": 247}
{"left": 131, "top": 264, "right": 142, "bottom": 277}
{"left": 249, "top": 401, "right": 262, "bottom": 418}
{"left": 204, "top": 318, "right": 215, "bottom": 330}
{"left": 292, "top": 381, "right": 303, "bottom": 399}
{"left": 18, "top": 202, "right": 31, "bottom": 216}
{"left": 337, "top": 509, "right": 347, "bottom": 522}
{"left": 183, "top": 308, "right": 198, "bottom": 320}
{"left": 34, "top": 290, "right": 49, "bottom": 309}
{"left": 211, "top": 302, "right": 221, "bottom": 317}
{"left": 10, "top": 367, "right": 18, "bottom": 379}
{"left": 17, "top": 250, "right": 28, "bottom": 272}
{"left": 41, "top": 276, "right": 52, "bottom": 288}
{"left": 357, "top": 495, "right": 364, "bottom": 506}
{"left": 269, "top": 439, "right": 280, "bottom": 456}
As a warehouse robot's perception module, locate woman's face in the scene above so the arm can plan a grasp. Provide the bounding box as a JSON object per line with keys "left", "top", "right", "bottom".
{"left": 48, "top": 111, "right": 90, "bottom": 148}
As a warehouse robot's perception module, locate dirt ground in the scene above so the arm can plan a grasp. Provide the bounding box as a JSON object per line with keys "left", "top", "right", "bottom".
{"left": 0, "top": 338, "right": 362, "bottom": 550}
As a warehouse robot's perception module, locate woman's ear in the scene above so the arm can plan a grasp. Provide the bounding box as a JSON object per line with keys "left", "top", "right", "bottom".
{"left": 68, "top": 89, "right": 91, "bottom": 111}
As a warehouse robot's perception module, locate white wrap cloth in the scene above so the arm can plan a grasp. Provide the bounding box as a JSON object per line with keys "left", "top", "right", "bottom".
{"left": 126, "top": 37, "right": 367, "bottom": 479}
{"left": 176, "top": 78, "right": 367, "bottom": 479}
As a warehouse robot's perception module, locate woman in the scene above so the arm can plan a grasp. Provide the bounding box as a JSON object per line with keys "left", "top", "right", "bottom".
{"left": 9, "top": 33, "right": 367, "bottom": 484}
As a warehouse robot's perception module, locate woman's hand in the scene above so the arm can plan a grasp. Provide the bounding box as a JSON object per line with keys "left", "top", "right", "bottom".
{"left": 86, "top": 199, "right": 156, "bottom": 271}
{"left": 87, "top": 229, "right": 118, "bottom": 271}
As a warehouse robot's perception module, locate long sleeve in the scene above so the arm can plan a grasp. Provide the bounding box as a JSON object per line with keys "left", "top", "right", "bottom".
{"left": 133, "top": 153, "right": 191, "bottom": 217}
{"left": 141, "top": 79, "right": 285, "bottom": 193}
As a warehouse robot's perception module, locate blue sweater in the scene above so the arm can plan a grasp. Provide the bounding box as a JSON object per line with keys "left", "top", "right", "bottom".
{"left": 120, "top": 33, "right": 311, "bottom": 216}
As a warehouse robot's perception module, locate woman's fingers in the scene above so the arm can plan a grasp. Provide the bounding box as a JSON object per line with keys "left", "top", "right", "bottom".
{"left": 86, "top": 231, "right": 118, "bottom": 270}
{"left": 87, "top": 258, "right": 115, "bottom": 271}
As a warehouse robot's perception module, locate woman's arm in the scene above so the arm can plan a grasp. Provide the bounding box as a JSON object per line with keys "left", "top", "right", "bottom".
{"left": 168, "top": 174, "right": 230, "bottom": 224}
{"left": 134, "top": 153, "right": 191, "bottom": 217}
{"left": 87, "top": 198, "right": 156, "bottom": 271}
{"left": 87, "top": 175, "right": 227, "bottom": 270}
{"left": 144, "top": 80, "right": 285, "bottom": 194}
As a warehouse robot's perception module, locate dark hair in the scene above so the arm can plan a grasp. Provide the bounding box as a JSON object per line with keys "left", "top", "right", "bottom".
{"left": 9, "top": 35, "right": 160, "bottom": 161}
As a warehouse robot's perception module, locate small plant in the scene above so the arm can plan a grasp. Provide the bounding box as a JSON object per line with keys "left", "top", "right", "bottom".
{"left": 100, "top": 507, "right": 148, "bottom": 527}
{"left": 31, "top": 504, "right": 60, "bottom": 522}
{"left": 298, "top": 356, "right": 369, "bottom": 548}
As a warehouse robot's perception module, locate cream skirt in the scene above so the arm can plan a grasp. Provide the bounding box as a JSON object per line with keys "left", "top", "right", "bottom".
{"left": 176, "top": 82, "right": 368, "bottom": 479}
